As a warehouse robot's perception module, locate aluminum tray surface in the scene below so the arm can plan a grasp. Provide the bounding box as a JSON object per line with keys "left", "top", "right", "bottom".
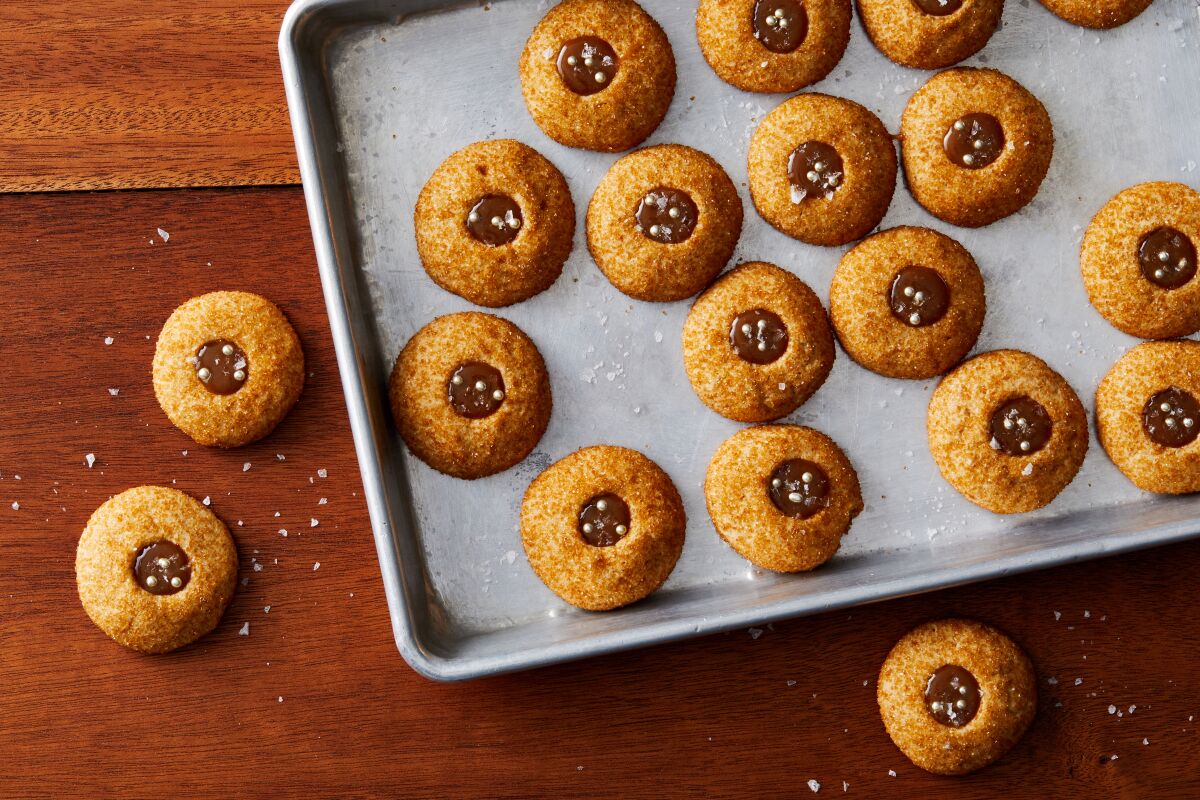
{"left": 281, "top": 0, "right": 1200, "bottom": 680}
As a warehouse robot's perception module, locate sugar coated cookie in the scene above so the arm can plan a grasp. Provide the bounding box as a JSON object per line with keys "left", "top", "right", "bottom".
{"left": 1038, "top": 0, "right": 1153, "bottom": 29}
{"left": 521, "top": 445, "right": 685, "bottom": 611}
{"left": 519, "top": 0, "right": 675, "bottom": 152}
{"left": 927, "top": 350, "right": 1088, "bottom": 513}
{"left": 1080, "top": 181, "right": 1200, "bottom": 340}
{"left": 415, "top": 139, "right": 575, "bottom": 308}
{"left": 857, "top": 0, "right": 1004, "bottom": 69}
{"left": 878, "top": 619, "right": 1037, "bottom": 775}
{"left": 695, "top": 0, "right": 851, "bottom": 94}
{"left": 748, "top": 93, "right": 897, "bottom": 246}
{"left": 683, "top": 262, "right": 835, "bottom": 422}
{"left": 901, "top": 68, "right": 1053, "bottom": 228}
{"left": 705, "top": 424, "right": 862, "bottom": 572}
{"left": 389, "top": 312, "right": 551, "bottom": 480}
{"left": 830, "top": 226, "right": 985, "bottom": 379}
{"left": 1096, "top": 341, "right": 1200, "bottom": 494}
{"left": 76, "top": 486, "right": 238, "bottom": 654}
{"left": 153, "top": 291, "right": 304, "bottom": 448}
{"left": 587, "top": 144, "right": 743, "bottom": 302}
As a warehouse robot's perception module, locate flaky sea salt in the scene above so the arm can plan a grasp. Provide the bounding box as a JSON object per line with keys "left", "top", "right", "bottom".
{"left": 280, "top": 529, "right": 288, "bottom": 537}
{"left": 239, "top": 622, "right": 250, "bottom": 636}
{"left": 157, "top": 228, "right": 170, "bottom": 242}
{"left": 85, "top": 453, "right": 95, "bottom": 468}
{"left": 310, "top": 518, "right": 319, "bottom": 527}
{"left": 317, "top": 468, "right": 328, "bottom": 478}
{"left": 243, "top": 462, "right": 251, "bottom": 472}
{"left": 808, "top": 779, "right": 820, "bottom": 793}
{"left": 108, "top": 388, "right": 119, "bottom": 396}
{"left": 104, "top": 336, "right": 114, "bottom": 345}
{"left": 10, "top": 501, "right": 18, "bottom": 511}
{"left": 202, "top": 496, "right": 211, "bottom": 506}
{"left": 313, "top": 562, "right": 321, "bottom": 571}
{"left": 318, "top": 497, "right": 328, "bottom": 505}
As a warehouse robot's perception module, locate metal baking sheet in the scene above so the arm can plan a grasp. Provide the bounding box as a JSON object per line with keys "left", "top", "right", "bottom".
{"left": 280, "top": 0, "right": 1200, "bottom": 680}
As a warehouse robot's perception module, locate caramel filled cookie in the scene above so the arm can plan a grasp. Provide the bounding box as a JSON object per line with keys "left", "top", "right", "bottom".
{"left": 748, "top": 93, "right": 897, "bottom": 246}
{"left": 1080, "top": 182, "right": 1200, "bottom": 340}
{"left": 878, "top": 619, "right": 1036, "bottom": 775}
{"left": 901, "top": 68, "right": 1053, "bottom": 228}
{"left": 927, "top": 350, "right": 1088, "bottom": 513}
{"left": 695, "top": 0, "right": 851, "bottom": 94}
{"left": 1096, "top": 341, "right": 1200, "bottom": 494}
{"left": 521, "top": 445, "right": 685, "bottom": 610}
{"left": 1038, "top": 0, "right": 1153, "bottom": 29}
{"left": 830, "top": 226, "right": 985, "bottom": 379}
{"left": 153, "top": 291, "right": 304, "bottom": 448}
{"left": 705, "top": 425, "right": 862, "bottom": 572}
{"left": 519, "top": 0, "right": 675, "bottom": 152}
{"left": 76, "top": 486, "right": 238, "bottom": 654}
{"left": 683, "top": 262, "right": 835, "bottom": 422}
{"left": 858, "top": 0, "right": 1004, "bottom": 70}
{"left": 415, "top": 139, "right": 574, "bottom": 308}
{"left": 587, "top": 144, "right": 743, "bottom": 302}
{"left": 389, "top": 312, "right": 551, "bottom": 480}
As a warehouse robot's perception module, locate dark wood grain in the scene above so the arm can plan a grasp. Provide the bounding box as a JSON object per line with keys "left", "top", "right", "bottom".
{"left": 1, "top": 189, "right": 1198, "bottom": 799}
{"left": 0, "top": 1, "right": 296, "bottom": 192}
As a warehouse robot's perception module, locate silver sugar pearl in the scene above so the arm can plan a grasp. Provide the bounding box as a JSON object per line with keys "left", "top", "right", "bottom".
{"left": 233, "top": 369, "right": 246, "bottom": 381}
{"left": 222, "top": 344, "right": 234, "bottom": 356}
{"left": 787, "top": 491, "right": 803, "bottom": 503}
{"left": 615, "top": 524, "right": 627, "bottom": 535}
{"left": 597, "top": 499, "right": 608, "bottom": 511}
{"left": 197, "top": 367, "right": 211, "bottom": 381}
{"left": 474, "top": 380, "right": 487, "bottom": 391}
{"left": 145, "top": 575, "right": 158, "bottom": 587}
{"left": 492, "top": 389, "right": 504, "bottom": 401}
{"left": 170, "top": 576, "right": 182, "bottom": 588}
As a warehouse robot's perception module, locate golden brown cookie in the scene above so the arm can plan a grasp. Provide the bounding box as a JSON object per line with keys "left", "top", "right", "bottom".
{"left": 153, "top": 291, "right": 305, "bottom": 448}
{"left": 1038, "top": 0, "right": 1153, "bottom": 29}
{"left": 520, "top": 445, "right": 685, "bottom": 611}
{"left": 414, "top": 139, "right": 575, "bottom": 308}
{"left": 705, "top": 425, "right": 863, "bottom": 572}
{"left": 901, "top": 68, "right": 1053, "bottom": 228}
{"left": 830, "top": 226, "right": 985, "bottom": 379}
{"left": 748, "top": 93, "right": 897, "bottom": 246}
{"left": 389, "top": 312, "right": 551, "bottom": 480}
{"left": 683, "top": 262, "right": 835, "bottom": 423}
{"left": 1080, "top": 182, "right": 1200, "bottom": 340}
{"left": 877, "top": 619, "right": 1037, "bottom": 775}
{"left": 1096, "top": 341, "right": 1200, "bottom": 495}
{"left": 76, "top": 486, "right": 238, "bottom": 654}
{"left": 857, "top": 0, "right": 1004, "bottom": 69}
{"left": 519, "top": 0, "right": 675, "bottom": 152}
{"left": 586, "top": 144, "right": 743, "bottom": 302}
{"left": 927, "top": 350, "right": 1088, "bottom": 514}
{"left": 695, "top": 0, "right": 851, "bottom": 94}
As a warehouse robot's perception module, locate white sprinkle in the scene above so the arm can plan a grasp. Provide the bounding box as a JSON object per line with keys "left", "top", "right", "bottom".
{"left": 108, "top": 388, "right": 120, "bottom": 396}
{"left": 808, "top": 779, "right": 821, "bottom": 793}
{"left": 313, "top": 562, "right": 321, "bottom": 571}
{"left": 85, "top": 453, "right": 96, "bottom": 468}
{"left": 103, "top": 336, "right": 114, "bottom": 346}
{"left": 157, "top": 228, "right": 170, "bottom": 242}
{"left": 310, "top": 518, "right": 319, "bottom": 527}
{"left": 239, "top": 622, "right": 250, "bottom": 636}
{"left": 317, "top": 469, "right": 328, "bottom": 478}
{"left": 243, "top": 462, "right": 251, "bottom": 472}
{"left": 202, "top": 496, "right": 211, "bottom": 506}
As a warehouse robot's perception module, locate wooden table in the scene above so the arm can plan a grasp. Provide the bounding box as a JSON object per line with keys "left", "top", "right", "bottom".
{"left": 1, "top": 3, "right": 1197, "bottom": 797}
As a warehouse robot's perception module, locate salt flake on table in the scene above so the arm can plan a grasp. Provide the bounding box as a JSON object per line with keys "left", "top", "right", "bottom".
{"left": 85, "top": 453, "right": 96, "bottom": 468}
{"left": 202, "top": 496, "right": 211, "bottom": 506}
{"left": 10, "top": 501, "right": 18, "bottom": 511}
{"left": 243, "top": 462, "right": 251, "bottom": 472}
{"left": 748, "top": 627, "right": 763, "bottom": 639}
{"left": 264, "top": 606, "right": 271, "bottom": 613}
{"left": 239, "top": 622, "right": 250, "bottom": 636}
{"left": 317, "top": 468, "right": 328, "bottom": 478}
{"left": 310, "top": 518, "right": 319, "bottom": 527}
{"left": 1108, "top": 704, "right": 1117, "bottom": 715}
{"left": 104, "top": 336, "right": 114, "bottom": 345}
{"left": 313, "top": 562, "right": 320, "bottom": 570}
{"left": 318, "top": 497, "right": 328, "bottom": 505}
{"left": 887, "top": 770, "right": 896, "bottom": 777}
{"left": 276, "top": 453, "right": 286, "bottom": 461}
{"left": 108, "top": 388, "right": 119, "bottom": 396}
{"left": 280, "top": 529, "right": 288, "bottom": 537}
{"left": 157, "top": 228, "right": 170, "bottom": 242}
{"left": 808, "top": 779, "right": 820, "bottom": 793}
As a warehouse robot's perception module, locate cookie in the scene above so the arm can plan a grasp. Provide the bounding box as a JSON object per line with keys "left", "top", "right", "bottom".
{"left": 415, "top": 139, "right": 575, "bottom": 308}
{"left": 927, "top": 350, "right": 1088, "bottom": 514}
{"left": 830, "top": 226, "right": 985, "bottom": 379}
{"left": 748, "top": 93, "right": 897, "bottom": 246}
{"left": 586, "top": 144, "right": 743, "bottom": 302}
{"left": 857, "top": 0, "right": 1004, "bottom": 69}
{"left": 389, "top": 312, "right": 551, "bottom": 480}
{"left": 705, "top": 424, "right": 862, "bottom": 572}
{"left": 1037, "top": 0, "right": 1153, "bottom": 29}
{"left": 877, "top": 619, "right": 1037, "bottom": 775}
{"left": 1080, "top": 182, "right": 1200, "bottom": 340}
{"left": 520, "top": 445, "right": 685, "bottom": 611}
{"left": 519, "top": 0, "right": 675, "bottom": 152}
{"left": 76, "top": 486, "right": 238, "bottom": 654}
{"left": 695, "top": 0, "right": 851, "bottom": 94}
{"left": 683, "top": 262, "right": 835, "bottom": 423}
{"left": 153, "top": 291, "right": 305, "bottom": 448}
{"left": 1096, "top": 341, "right": 1200, "bottom": 494}
{"left": 901, "top": 68, "right": 1053, "bottom": 228}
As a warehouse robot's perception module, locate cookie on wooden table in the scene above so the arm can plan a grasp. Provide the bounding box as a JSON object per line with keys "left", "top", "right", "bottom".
{"left": 857, "top": 0, "right": 1004, "bottom": 70}
{"left": 520, "top": 445, "right": 685, "bottom": 611}
{"left": 153, "top": 291, "right": 305, "bottom": 448}
{"left": 1080, "top": 181, "right": 1200, "bottom": 340}
{"left": 748, "top": 93, "right": 897, "bottom": 246}
{"left": 415, "top": 139, "right": 575, "bottom": 308}
{"left": 1038, "top": 0, "right": 1153, "bottom": 29}
{"left": 1096, "top": 341, "right": 1200, "bottom": 495}
{"left": 389, "top": 312, "right": 551, "bottom": 480}
{"left": 695, "top": 0, "right": 851, "bottom": 94}
{"left": 683, "top": 262, "right": 835, "bottom": 423}
{"left": 901, "top": 68, "right": 1053, "bottom": 228}
{"left": 830, "top": 226, "right": 985, "bottom": 380}
{"left": 705, "top": 424, "right": 863, "bottom": 572}
{"left": 587, "top": 144, "right": 742, "bottom": 302}
{"left": 877, "top": 619, "right": 1037, "bottom": 775}
{"left": 76, "top": 486, "right": 238, "bottom": 654}
{"left": 927, "top": 350, "right": 1088, "bottom": 514}
{"left": 519, "top": 0, "right": 675, "bottom": 152}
